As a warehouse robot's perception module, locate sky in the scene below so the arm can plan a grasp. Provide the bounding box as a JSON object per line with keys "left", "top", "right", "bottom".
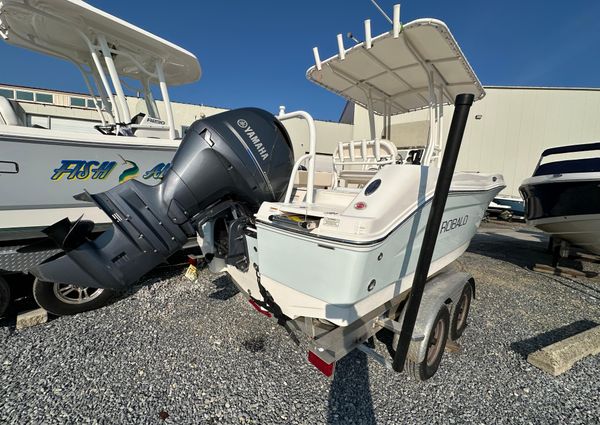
{"left": 1, "top": 0, "right": 599, "bottom": 122}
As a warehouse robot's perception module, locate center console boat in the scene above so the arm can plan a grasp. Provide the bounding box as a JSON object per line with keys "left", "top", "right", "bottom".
{"left": 0, "top": 0, "right": 200, "bottom": 316}
{"left": 0, "top": 0, "right": 201, "bottom": 240}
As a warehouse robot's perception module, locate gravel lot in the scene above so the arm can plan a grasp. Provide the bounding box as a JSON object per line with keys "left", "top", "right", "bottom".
{"left": 1, "top": 221, "right": 599, "bottom": 424}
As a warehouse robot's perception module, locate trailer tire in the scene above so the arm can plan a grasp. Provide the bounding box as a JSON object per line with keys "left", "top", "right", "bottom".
{"left": 0, "top": 276, "right": 10, "bottom": 318}
{"left": 450, "top": 283, "right": 472, "bottom": 340}
{"left": 405, "top": 305, "right": 449, "bottom": 381}
{"left": 33, "top": 279, "right": 115, "bottom": 316}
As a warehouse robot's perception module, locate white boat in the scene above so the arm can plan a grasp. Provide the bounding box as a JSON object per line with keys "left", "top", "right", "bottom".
{"left": 0, "top": 0, "right": 199, "bottom": 316}
{"left": 31, "top": 5, "right": 504, "bottom": 378}
{"left": 0, "top": 0, "right": 200, "bottom": 241}
{"left": 221, "top": 17, "right": 505, "bottom": 327}
{"left": 519, "top": 142, "right": 600, "bottom": 255}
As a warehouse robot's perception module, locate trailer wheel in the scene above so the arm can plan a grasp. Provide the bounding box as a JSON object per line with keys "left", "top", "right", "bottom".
{"left": 32, "top": 279, "right": 115, "bottom": 316}
{"left": 450, "top": 283, "right": 473, "bottom": 340}
{"left": 0, "top": 276, "right": 10, "bottom": 318}
{"left": 405, "top": 306, "right": 449, "bottom": 381}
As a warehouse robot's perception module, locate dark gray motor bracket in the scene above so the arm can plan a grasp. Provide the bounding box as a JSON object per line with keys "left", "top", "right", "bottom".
{"left": 225, "top": 217, "right": 251, "bottom": 272}
{"left": 31, "top": 108, "right": 294, "bottom": 289}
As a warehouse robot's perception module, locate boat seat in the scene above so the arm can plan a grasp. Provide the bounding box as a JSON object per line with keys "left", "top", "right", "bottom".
{"left": 336, "top": 169, "right": 380, "bottom": 185}
{"left": 286, "top": 185, "right": 360, "bottom": 211}
{"left": 294, "top": 170, "right": 333, "bottom": 188}
{"left": 333, "top": 139, "right": 397, "bottom": 187}
{"left": 283, "top": 187, "right": 359, "bottom": 216}
{"left": 0, "top": 97, "right": 24, "bottom": 126}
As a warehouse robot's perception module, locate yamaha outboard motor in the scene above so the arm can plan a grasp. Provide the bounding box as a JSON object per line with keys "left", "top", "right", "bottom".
{"left": 31, "top": 108, "right": 294, "bottom": 289}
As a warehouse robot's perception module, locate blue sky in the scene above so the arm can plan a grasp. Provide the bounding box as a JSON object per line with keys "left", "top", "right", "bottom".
{"left": 1, "top": 1, "right": 598, "bottom": 121}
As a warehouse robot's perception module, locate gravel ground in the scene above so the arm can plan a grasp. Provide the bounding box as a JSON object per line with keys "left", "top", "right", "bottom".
{"left": 1, "top": 221, "right": 599, "bottom": 424}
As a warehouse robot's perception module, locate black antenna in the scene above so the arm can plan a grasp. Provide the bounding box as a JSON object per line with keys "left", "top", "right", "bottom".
{"left": 370, "top": 0, "right": 393, "bottom": 24}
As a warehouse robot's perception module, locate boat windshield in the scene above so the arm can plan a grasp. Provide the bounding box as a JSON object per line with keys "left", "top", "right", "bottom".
{"left": 534, "top": 142, "right": 600, "bottom": 176}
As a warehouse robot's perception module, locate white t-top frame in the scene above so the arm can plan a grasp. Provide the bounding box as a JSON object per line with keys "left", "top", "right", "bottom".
{"left": 0, "top": 0, "right": 201, "bottom": 140}
{"left": 307, "top": 6, "right": 485, "bottom": 167}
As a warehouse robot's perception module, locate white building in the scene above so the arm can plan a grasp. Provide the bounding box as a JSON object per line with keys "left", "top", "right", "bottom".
{"left": 2, "top": 83, "right": 599, "bottom": 198}
{"left": 349, "top": 86, "right": 600, "bottom": 197}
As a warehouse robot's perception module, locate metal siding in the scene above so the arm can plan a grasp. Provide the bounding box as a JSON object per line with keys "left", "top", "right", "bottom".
{"left": 354, "top": 87, "right": 600, "bottom": 197}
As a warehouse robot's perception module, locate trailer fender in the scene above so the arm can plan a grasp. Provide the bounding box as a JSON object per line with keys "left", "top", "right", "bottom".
{"left": 398, "top": 270, "right": 473, "bottom": 363}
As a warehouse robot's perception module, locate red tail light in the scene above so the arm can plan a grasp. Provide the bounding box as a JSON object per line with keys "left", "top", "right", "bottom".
{"left": 308, "top": 351, "right": 335, "bottom": 377}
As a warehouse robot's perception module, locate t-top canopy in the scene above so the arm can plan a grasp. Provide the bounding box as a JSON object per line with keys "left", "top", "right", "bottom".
{"left": 0, "top": 0, "right": 200, "bottom": 86}
{"left": 307, "top": 19, "right": 484, "bottom": 115}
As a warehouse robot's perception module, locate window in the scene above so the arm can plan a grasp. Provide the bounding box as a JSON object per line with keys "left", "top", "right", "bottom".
{"left": 87, "top": 99, "right": 97, "bottom": 109}
{"left": 70, "top": 97, "right": 86, "bottom": 107}
{"left": 0, "top": 88, "right": 14, "bottom": 99}
{"left": 35, "top": 93, "right": 53, "bottom": 104}
{"left": 16, "top": 90, "right": 34, "bottom": 101}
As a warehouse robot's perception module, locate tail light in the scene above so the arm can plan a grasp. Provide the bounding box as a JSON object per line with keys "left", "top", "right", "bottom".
{"left": 308, "top": 351, "right": 335, "bottom": 377}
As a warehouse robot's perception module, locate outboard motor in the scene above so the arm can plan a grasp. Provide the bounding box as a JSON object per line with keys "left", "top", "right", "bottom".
{"left": 31, "top": 108, "right": 294, "bottom": 289}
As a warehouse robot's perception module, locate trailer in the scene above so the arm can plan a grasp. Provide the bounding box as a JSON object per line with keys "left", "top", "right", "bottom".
{"left": 239, "top": 266, "right": 474, "bottom": 380}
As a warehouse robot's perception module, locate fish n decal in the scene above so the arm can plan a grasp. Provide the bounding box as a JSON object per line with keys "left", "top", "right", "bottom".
{"left": 51, "top": 158, "right": 170, "bottom": 182}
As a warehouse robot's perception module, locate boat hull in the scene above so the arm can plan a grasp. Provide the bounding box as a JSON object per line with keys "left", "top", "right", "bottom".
{"left": 528, "top": 215, "right": 600, "bottom": 255}
{"left": 520, "top": 174, "right": 600, "bottom": 255}
{"left": 0, "top": 128, "right": 178, "bottom": 241}
{"left": 233, "top": 186, "right": 502, "bottom": 326}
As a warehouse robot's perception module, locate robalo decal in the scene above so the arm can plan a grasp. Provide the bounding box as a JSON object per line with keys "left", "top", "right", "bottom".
{"left": 439, "top": 215, "right": 469, "bottom": 234}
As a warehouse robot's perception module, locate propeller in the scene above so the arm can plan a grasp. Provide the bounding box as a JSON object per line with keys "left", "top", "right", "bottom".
{"left": 17, "top": 215, "right": 95, "bottom": 254}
